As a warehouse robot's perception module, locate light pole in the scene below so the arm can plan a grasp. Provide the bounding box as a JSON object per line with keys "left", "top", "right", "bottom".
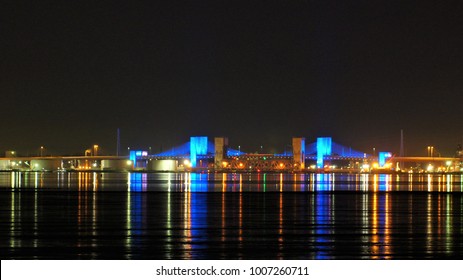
{"left": 238, "top": 145, "right": 241, "bottom": 156}
{"left": 40, "top": 146, "right": 44, "bottom": 157}
{"left": 93, "top": 145, "right": 99, "bottom": 156}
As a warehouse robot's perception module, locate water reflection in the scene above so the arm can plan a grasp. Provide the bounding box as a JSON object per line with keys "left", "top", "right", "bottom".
{"left": 1, "top": 171, "right": 462, "bottom": 192}
{"left": 315, "top": 192, "right": 334, "bottom": 259}
{"left": 1, "top": 171, "right": 463, "bottom": 259}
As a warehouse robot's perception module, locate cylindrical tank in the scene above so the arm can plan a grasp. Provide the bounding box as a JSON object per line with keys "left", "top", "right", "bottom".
{"left": 31, "top": 159, "right": 62, "bottom": 171}
{"left": 147, "top": 159, "right": 177, "bottom": 171}
{"left": 0, "top": 160, "right": 10, "bottom": 170}
{"left": 101, "top": 159, "right": 133, "bottom": 171}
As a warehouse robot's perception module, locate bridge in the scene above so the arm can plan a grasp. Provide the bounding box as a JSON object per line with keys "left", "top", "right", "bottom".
{"left": 1, "top": 136, "right": 461, "bottom": 172}
{"left": 145, "top": 136, "right": 371, "bottom": 172}
{"left": 144, "top": 136, "right": 461, "bottom": 172}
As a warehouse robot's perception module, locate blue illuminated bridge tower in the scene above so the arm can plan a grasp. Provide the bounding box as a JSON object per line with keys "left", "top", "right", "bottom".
{"left": 140, "top": 136, "right": 373, "bottom": 172}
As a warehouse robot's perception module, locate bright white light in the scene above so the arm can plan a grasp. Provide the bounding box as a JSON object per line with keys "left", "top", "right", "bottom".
{"left": 427, "top": 164, "right": 434, "bottom": 172}
{"left": 126, "top": 160, "right": 132, "bottom": 166}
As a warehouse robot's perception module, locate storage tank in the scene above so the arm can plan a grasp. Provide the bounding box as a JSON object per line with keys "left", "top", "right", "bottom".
{"left": 147, "top": 159, "right": 178, "bottom": 171}
{"left": 0, "top": 160, "right": 10, "bottom": 170}
{"left": 101, "top": 159, "right": 133, "bottom": 171}
{"left": 31, "top": 159, "right": 62, "bottom": 171}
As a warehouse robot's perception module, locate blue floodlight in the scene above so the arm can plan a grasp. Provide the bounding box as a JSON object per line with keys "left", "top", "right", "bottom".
{"left": 301, "top": 138, "right": 306, "bottom": 156}
{"left": 378, "top": 152, "right": 392, "bottom": 167}
{"left": 129, "top": 151, "right": 138, "bottom": 165}
{"left": 190, "top": 136, "right": 208, "bottom": 167}
{"left": 317, "top": 137, "right": 332, "bottom": 168}
{"left": 130, "top": 150, "right": 147, "bottom": 168}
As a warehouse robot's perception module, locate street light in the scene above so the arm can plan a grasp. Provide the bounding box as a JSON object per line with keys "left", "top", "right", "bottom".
{"left": 93, "top": 145, "right": 99, "bottom": 156}
{"left": 40, "top": 146, "right": 44, "bottom": 157}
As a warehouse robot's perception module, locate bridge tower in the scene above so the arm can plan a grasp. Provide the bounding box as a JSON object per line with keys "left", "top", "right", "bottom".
{"left": 378, "top": 152, "right": 392, "bottom": 167}
{"left": 292, "top": 137, "right": 305, "bottom": 171}
{"left": 317, "top": 137, "right": 332, "bottom": 168}
{"left": 190, "top": 136, "right": 208, "bottom": 168}
{"left": 214, "top": 137, "right": 228, "bottom": 170}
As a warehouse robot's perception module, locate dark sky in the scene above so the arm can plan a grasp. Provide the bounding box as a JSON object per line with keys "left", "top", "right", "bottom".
{"left": 1, "top": 0, "right": 462, "bottom": 156}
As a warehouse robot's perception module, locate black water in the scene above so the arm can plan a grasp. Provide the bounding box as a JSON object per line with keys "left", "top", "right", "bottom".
{"left": 1, "top": 172, "right": 462, "bottom": 259}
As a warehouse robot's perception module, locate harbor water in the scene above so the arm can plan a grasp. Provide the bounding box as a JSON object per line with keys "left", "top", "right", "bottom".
{"left": 1, "top": 172, "right": 462, "bottom": 259}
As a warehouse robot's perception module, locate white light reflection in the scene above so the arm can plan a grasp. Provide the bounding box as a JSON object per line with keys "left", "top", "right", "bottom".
{"left": 10, "top": 183, "right": 21, "bottom": 249}
{"left": 166, "top": 187, "right": 172, "bottom": 258}
{"left": 93, "top": 172, "right": 97, "bottom": 191}
{"left": 309, "top": 193, "right": 315, "bottom": 258}
{"left": 361, "top": 193, "right": 369, "bottom": 257}
{"left": 446, "top": 174, "right": 452, "bottom": 192}
{"left": 34, "top": 172, "right": 38, "bottom": 189}
{"left": 426, "top": 194, "right": 433, "bottom": 254}
{"left": 309, "top": 173, "right": 315, "bottom": 191}
{"left": 125, "top": 187, "right": 132, "bottom": 259}
{"left": 182, "top": 185, "right": 192, "bottom": 259}
{"left": 427, "top": 174, "right": 432, "bottom": 192}
{"left": 33, "top": 187, "right": 38, "bottom": 253}
{"left": 278, "top": 191, "right": 284, "bottom": 259}
{"left": 445, "top": 195, "right": 453, "bottom": 255}
{"left": 385, "top": 174, "right": 391, "bottom": 191}
{"left": 91, "top": 190, "right": 97, "bottom": 259}
{"left": 361, "top": 174, "right": 368, "bottom": 191}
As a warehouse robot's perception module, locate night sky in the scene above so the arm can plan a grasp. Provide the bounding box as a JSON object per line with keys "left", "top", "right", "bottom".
{"left": 1, "top": 0, "right": 462, "bottom": 156}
